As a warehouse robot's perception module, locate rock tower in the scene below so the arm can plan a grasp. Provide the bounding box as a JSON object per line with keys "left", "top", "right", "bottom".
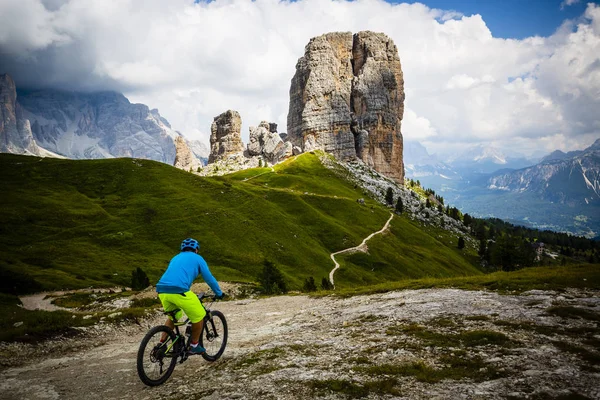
{"left": 287, "top": 31, "right": 405, "bottom": 183}
{"left": 208, "top": 110, "right": 244, "bottom": 163}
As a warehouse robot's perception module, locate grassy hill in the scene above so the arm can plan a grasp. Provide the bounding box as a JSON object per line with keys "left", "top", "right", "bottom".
{"left": 0, "top": 152, "right": 481, "bottom": 294}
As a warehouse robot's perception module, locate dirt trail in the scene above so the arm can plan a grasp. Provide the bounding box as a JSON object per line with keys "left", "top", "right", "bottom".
{"left": 329, "top": 212, "right": 394, "bottom": 286}
{"left": 2, "top": 288, "right": 598, "bottom": 399}
{"left": 19, "top": 293, "right": 68, "bottom": 312}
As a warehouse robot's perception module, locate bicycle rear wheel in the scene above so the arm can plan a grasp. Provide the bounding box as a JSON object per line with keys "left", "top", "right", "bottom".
{"left": 200, "top": 310, "right": 228, "bottom": 361}
{"left": 137, "top": 325, "right": 180, "bottom": 386}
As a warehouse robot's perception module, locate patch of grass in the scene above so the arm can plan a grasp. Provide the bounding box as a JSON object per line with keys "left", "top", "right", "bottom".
{"left": 51, "top": 293, "right": 96, "bottom": 308}
{"left": 0, "top": 293, "right": 21, "bottom": 306}
{"left": 335, "top": 264, "right": 600, "bottom": 297}
{"left": 0, "top": 302, "right": 90, "bottom": 342}
{"left": 430, "top": 317, "right": 458, "bottom": 327}
{"left": 465, "top": 315, "right": 491, "bottom": 321}
{"left": 0, "top": 302, "right": 154, "bottom": 342}
{"left": 287, "top": 343, "right": 322, "bottom": 357}
{"left": 357, "top": 314, "right": 385, "bottom": 323}
{"left": 552, "top": 340, "right": 600, "bottom": 365}
{"left": 546, "top": 306, "right": 600, "bottom": 322}
{"left": 387, "top": 323, "right": 514, "bottom": 349}
{"left": 356, "top": 356, "right": 506, "bottom": 383}
{"left": 524, "top": 392, "right": 592, "bottom": 400}
{"left": 493, "top": 319, "right": 600, "bottom": 340}
{"left": 130, "top": 297, "right": 161, "bottom": 308}
{"left": 234, "top": 348, "right": 285, "bottom": 370}
{"left": 348, "top": 356, "right": 372, "bottom": 365}
{"left": 310, "top": 378, "right": 400, "bottom": 398}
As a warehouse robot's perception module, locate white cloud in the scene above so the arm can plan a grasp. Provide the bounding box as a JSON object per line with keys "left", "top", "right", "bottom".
{"left": 561, "top": 0, "right": 580, "bottom": 10}
{"left": 0, "top": 0, "right": 599, "bottom": 157}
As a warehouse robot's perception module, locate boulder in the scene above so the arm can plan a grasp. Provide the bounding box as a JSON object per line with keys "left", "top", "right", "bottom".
{"left": 247, "top": 120, "right": 292, "bottom": 163}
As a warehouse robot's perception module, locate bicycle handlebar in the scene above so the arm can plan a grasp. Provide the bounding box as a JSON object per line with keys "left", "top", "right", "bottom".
{"left": 197, "top": 292, "right": 228, "bottom": 302}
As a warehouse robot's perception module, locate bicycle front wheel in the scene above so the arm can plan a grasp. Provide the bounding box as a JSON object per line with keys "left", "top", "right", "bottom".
{"left": 201, "top": 310, "right": 228, "bottom": 362}
{"left": 137, "top": 325, "right": 180, "bottom": 386}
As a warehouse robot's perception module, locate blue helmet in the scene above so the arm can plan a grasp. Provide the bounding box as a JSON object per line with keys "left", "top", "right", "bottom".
{"left": 180, "top": 238, "right": 199, "bottom": 251}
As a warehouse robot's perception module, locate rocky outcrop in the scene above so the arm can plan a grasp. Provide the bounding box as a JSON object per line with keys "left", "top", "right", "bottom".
{"left": 173, "top": 135, "right": 201, "bottom": 171}
{"left": 287, "top": 31, "right": 405, "bottom": 183}
{"left": 0, "top": 74, "right": 41, "bottom": 155}
{"left": 247, "top": 121, "right": 292, "bottom": 164}
{"left": 208, "top": 110, "right": 244, "bottom": 163}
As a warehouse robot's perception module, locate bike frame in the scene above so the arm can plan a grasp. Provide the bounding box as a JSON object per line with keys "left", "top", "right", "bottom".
{"left": 165, "top": 293, "right": 214, "bottom": 364}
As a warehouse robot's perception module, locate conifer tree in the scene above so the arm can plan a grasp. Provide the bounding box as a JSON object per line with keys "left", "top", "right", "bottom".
{"left": 385, "top": 187, "right": 394, "bottom": 206}
{"left": 303, "top": 277, "right": 317, "bottom": 292}
{"left": 257, "top": 260, "right": 288, "bottom": 294}
{"left": 395, "top": 197, "right": 404, "bottom": 214}
{"left": 321, "top": 277, "right": 333, "bottom": 290}
{"left": 131, "top": 267, "right": 150, "bottom": 291}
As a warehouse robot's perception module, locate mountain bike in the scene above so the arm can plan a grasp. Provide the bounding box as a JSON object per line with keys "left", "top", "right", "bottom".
{"left": 136, "top": 292, "right": 228, "bottom": 386}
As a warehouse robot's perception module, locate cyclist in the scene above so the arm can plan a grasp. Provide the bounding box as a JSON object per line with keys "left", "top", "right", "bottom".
{"left": 156, "top": 238, "right": 224, "bottom": 355}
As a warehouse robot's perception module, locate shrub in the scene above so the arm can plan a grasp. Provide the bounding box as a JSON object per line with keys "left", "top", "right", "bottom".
{"left": 321, "top": 277, "right": 333, "bottom": 290}
{"left": 385, "top": 187, "right": 394, "bottom": 206}
{"left": 303, "top": 276, "right": 317, "bottom": 292}
{"left": 257, "top": 260, "right": 287, "bottom": 295}
{"left": 131, "top": 267, "right": 150, "bottom": 291}
{"left": 395, "top": 197, "right": 404, "bottom": 214}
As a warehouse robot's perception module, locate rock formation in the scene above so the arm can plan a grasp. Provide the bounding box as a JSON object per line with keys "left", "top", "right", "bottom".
{"left": 247, "top": 121, "right": 292, "bottom": 164}
{"left": 0, "top": 74, "right": 41, "bottom": 155}
{"left": 287, "top": 31, "right": 405, "bottom": 183}
{"left": 208, "top": 110, "right": 244, "bottom": 163}
{"left": 173, "top": 135, "right": 202, "bottom": 171}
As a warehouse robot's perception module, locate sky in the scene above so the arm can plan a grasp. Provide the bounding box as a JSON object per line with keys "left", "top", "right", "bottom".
{"left": 0, "top": 0, "right": 599, "bottom": 158}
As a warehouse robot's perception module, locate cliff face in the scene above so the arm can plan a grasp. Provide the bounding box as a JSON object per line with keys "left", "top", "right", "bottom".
{"left": 287, "top": 31, "right": 405, "bottom": 183}
{"left": 0, "top": 74, "right": 40, "bottom": 155}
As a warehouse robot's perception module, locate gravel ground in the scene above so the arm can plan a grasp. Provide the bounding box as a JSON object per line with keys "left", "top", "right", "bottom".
{"left": 1, "top": 288, "right": 599, "bottom": 400}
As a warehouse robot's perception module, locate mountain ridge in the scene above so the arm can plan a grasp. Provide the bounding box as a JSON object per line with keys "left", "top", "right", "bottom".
{"left": 0, "top": 73, "right": 206, "bottom": 169}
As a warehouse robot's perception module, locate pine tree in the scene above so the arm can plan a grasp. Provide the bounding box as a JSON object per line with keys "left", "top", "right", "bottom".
{"left": 303, "top": 277, "right": 317, "bottom": 292}
{"left": 478, "top": 238, "right": 487, "bottom": 259}
{"left": 321, "top": 277, "right": 333, "bottom": 290}
{"left": 131, "top": 267, "right": 150, "bottom": 291}
{"left": 257, "top": 260, "right": 288, "bottom": 294}
{"left": 385, "top": 187, "right": 394, "bottom": 206}
{"left": 395, "top": 197, "right": 404, "bottom": 214}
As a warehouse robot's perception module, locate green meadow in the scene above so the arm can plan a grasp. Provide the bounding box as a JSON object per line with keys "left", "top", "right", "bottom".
{"left": 0, "top": 152, "right": 480, "bottom": 294}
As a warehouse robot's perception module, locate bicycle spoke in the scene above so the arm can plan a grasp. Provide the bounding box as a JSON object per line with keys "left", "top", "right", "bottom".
{"left": 137, "top": 325, "right": 179, "bottom": 386}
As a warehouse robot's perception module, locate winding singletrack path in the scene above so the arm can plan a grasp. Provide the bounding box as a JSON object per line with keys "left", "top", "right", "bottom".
{"left": 329, "top": 212, "right": 394, "bottom": 287}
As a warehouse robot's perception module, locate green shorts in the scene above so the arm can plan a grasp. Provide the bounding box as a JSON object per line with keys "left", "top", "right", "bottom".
{"left": 158, "top": 291, "right": 206, "bottom": 323}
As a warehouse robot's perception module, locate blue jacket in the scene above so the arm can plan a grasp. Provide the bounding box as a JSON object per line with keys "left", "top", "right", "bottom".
{"left": 156, "top": 251, "right": 223, "bottom": 296}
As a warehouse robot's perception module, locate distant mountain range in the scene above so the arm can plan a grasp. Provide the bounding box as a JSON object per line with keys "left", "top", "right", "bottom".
{"left": 0, "top": 73, "right": 208, "bottom": 167}
{"left": 404, "top": 139, "right": 600, "bottom": 238}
